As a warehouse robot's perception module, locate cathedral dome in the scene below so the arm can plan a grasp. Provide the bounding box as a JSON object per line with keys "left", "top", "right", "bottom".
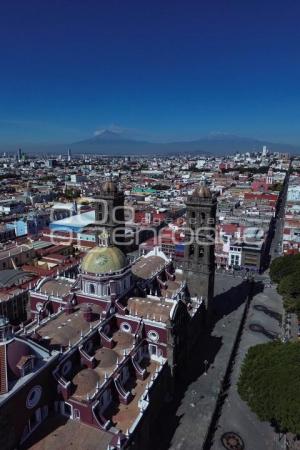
{"left": 102, "top": 180, "right": 118, "bottom": 193}
{"left": 191, "top": 185, "right": 212, "bottom": 198}
{"left": 81, "top": 246, "right": 128, "bottom": 274}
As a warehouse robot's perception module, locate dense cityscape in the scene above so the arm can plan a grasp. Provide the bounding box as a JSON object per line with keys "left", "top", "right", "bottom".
{"left": 0, "top": 144, "right": 299, "bottom": 449}
{"left": 1, "top": 1, "right": 300, "bottom": 449}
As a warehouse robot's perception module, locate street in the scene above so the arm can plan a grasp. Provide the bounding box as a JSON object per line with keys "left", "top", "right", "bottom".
{"left": 167, "top": 273, "right": 253, "bottom": 450}
{"left": 269, "top": 173, "right": 289, "bottom": 261}
{"left": 167, "top": 180, "right": 290, "bottom": 450}
{"left": 211, "top": 283, "right": 284, "bottom": 450}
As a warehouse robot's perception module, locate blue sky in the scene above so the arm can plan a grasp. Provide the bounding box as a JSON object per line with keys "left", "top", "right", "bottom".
{"left": 0, "top": 0, "right": 300, "bottom": 145}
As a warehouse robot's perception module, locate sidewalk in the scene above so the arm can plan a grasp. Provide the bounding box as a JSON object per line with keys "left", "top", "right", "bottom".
{"left": 212, "top": 285, "right": 285, "bottom": 450}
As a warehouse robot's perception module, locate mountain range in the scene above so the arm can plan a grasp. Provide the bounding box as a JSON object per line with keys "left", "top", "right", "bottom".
{"left": 2, "top": 131, "right": 299, "bottom": 155}
{"left": 70, "top": 130, "right": 299, "bottom": 155}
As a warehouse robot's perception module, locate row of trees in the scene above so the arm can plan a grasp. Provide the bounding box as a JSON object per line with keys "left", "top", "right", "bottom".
{"left": 238, "top": 254, "right": 300, "bottom": 436}
{"left": 238, "top": 341, "right": 300, "bottom": 435}
{"left": 270, "top": 254, "right": 300, "bottom": 317}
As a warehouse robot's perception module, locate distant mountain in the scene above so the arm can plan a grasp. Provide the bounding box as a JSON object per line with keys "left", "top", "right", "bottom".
{"left": 80, "top": 130, "right": 130, "bottom": 142}
{"left": 70, "top": 130, "right": 300, "bottom": 155}
{"left": 2, "top": 131, "right": 299, "bottom": 156}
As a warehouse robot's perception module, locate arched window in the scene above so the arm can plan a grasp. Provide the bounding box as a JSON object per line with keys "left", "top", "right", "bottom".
{"left": 90, "top": 284, "right": 95, "bottom": 294}
{"left": 198, "top": 246, "right": 204, "bottom": 257}
{"left": 97, "top": 206, "right": 103, "bottom": 221}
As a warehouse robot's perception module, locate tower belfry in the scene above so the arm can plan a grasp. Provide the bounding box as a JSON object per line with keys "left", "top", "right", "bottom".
{"left": 94, "top": 180, "right": 125, "bottom": 248}
{"left": 184, "top": 183, "right": 217, "bottom": 315}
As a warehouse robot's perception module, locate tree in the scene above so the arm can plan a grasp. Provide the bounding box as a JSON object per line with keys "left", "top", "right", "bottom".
{"left": 238, "top": 342, "right": 300, "bottom": 435}
{"left": 283, "top": 296, "right": 300, "bottom": 317}
{"left": 270, "top": 254, "right": 300, "bottom": 318}
{"left": 278, "top": 272, "right": 300, "bottom": 298}
{"left": 270, "top": 254, "right": 300, "bottom": 283}
{"left": 269, "top": 182, "right": 283, "bottom": 192}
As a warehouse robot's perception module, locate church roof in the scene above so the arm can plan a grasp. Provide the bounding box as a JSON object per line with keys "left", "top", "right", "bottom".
{"left": 0, "top": 269, "right": 34, "bottom": 288}
{"left": 81, "top": 246, "right": 127, "bottom": 275}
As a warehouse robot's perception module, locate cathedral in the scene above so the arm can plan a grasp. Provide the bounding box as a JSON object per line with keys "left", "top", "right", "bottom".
{"left": 0, "top": 181, "right": 216, "bottom": 450}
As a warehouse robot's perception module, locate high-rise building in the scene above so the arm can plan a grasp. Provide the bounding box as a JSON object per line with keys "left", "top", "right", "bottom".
{"left": 262, "top": 145, "right": 268, "bottom": 157}
{"left": 67, "top": 148, "right": 72, "bottom": 161}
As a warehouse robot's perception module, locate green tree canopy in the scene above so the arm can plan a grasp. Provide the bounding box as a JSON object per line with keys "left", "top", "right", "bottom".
{"left": 238, "top": 342, "right": 300, "bottom": 435}
{"left": 269, "top": 182, "right": 283, "bottom": 192}
{"left": 278, "top": 271, "right": 300, "bottom": 298}
{"left": 270, "top": 254, "right": 300, "bottom": 283}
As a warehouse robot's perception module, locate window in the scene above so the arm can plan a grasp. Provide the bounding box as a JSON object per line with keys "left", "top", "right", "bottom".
{"left": 149, "top": 344, "right": 157, "bottom": 355}
{"left": 89, "top": 284, "right": 95, "bottom": 295}
{"left": 61, "top": 360, "right": 72, "bottom": 377}
{"left": 85, "top": 340, "right": 93, "bottom": 353}
{"left": 26, "top": 386, "right": 42, "bottom": 409}
{"left": 120, "top": 322, "right": 132, "bottom": 333}
{"left": 198, "top": 246, "right": 204, "bottom": 257}
{"left": 73, "top": 409, "right": 80, "bottom": 420}
{"left": 148, "top": 330, "right": 159, "bottom": 342}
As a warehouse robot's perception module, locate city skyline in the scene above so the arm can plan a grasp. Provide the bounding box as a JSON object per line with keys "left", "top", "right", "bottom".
{"left": 1, "top": 0, "right": 300, "bottom": 146}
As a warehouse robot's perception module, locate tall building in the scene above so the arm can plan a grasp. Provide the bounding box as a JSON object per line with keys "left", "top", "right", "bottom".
{"left": 262, "top": 145, "right": 268, "bottom": 157}
{"left": 67, "top": 148, "right": 72, "bottom": 161}
{"left": 266, "top": 168, "right": 274, "bottom": 185}
{"left": 17, "top": 148, "right": 22, "bottom": 161}
{"left": 94, "top": 180, "right": 125, "bottom": 247}
{"left": 183, "top": 184, "right": 217, "bottom": 317}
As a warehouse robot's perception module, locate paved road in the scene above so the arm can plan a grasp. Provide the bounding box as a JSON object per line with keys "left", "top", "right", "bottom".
{"left": 167, "top": 273, "right": 252, "bottom": 450}
{"left": 270, "top": 174, "right": 289, "bottom": 261}
{"left": 167, "top": 278, "right": 286, "bottom": 450}
{"left": 211, "top": 284, "right": 284, "bottom": 450}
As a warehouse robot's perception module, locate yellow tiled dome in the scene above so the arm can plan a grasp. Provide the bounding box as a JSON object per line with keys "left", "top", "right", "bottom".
{"left": 81, "top": 246, "right": 127, "bottom": 274}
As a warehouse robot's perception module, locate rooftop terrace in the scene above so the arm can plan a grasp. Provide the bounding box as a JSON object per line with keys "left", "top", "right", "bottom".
{"left": 21, "top": 415, "right": 112, "bottom": 450}
{"left": 127, "top": 296, "right": 172, "bottom": 322}
{"left": 35, "top": 305, "right": 102, "bottom": 349}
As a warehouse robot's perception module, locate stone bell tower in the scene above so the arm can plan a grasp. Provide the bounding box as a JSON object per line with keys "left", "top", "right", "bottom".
{"left": 183, "top": 184, "right": 217, "bottom": 315}
{"left": 94, "top": 180, "right": 125, "bottom": 248}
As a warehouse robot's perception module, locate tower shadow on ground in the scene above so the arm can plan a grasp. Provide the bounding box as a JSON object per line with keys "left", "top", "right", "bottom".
{"left": 154, "top": 279, "right": 264, "bottom": 450}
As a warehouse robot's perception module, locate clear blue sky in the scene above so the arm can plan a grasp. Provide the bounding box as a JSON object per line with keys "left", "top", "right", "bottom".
{"left": 0, "top": 0, "right": 300, "bottom": 145}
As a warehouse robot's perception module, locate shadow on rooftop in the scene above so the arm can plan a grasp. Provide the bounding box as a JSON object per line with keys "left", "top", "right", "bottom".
{"left": 20, "top": 414, "right": 69, "bottom": 450}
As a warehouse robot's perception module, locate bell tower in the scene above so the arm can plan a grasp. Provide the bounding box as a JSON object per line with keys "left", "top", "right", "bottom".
{"left": 94, "top": 180, "right": 125, "bottom": 248}
{"left": 184, "top": 184, "right": 217, "bottom": 314}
